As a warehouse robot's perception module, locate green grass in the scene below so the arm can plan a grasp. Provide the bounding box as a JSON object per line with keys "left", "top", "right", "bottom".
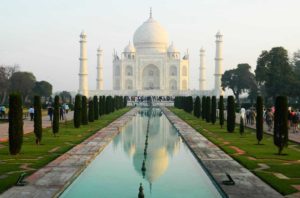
{"left": 169, "top": 107, "right": 300, "bottom": 196}
{"left": 0, "top": 108, "right": 130, "bottom": 193}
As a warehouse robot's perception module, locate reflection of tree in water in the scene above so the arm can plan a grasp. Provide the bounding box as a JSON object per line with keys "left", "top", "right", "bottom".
{"left": 114, "top": 108, "right": 181, "bottom": 192}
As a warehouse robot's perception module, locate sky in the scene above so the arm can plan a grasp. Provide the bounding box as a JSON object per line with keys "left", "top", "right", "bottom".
{"left": 0, "top": 0, "right": 299, "bottom": 92}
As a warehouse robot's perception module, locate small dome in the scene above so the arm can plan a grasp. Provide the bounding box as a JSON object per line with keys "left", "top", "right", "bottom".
{"left": 124, "top": 41, "right": 136, "bottom": 53}
{"left": 133, "top": 15, "right": 169, "bottom": 52}
{"left": 167, "top": 42, "right": 178, "bottom": 53}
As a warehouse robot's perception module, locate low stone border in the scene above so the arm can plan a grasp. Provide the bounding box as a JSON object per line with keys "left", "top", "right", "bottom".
{"left": 161, "top": 107, "right": 283, "bottom": 198}
{"left": 1, "top": 108, "right": 138, "bottom": 198}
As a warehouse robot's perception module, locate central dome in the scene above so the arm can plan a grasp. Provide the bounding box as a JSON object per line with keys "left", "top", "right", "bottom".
{"left": 133, "top": 16, "right": 169, "bottom": 53}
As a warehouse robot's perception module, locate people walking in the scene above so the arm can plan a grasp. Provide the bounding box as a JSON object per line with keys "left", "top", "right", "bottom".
{"left": 265, "top": 109, "right": 273, "bottom": 132}
{"left": 291, "top": 110, "right": 298, "bottom": 133}
{"left": 59, "top": 106, "right": 65, "bottom": 120}
{"left": 28, "top": 106, "right": 34, "bottom": 121}
{"left": 48, "top": 106, "right": 53, "bottom": 121}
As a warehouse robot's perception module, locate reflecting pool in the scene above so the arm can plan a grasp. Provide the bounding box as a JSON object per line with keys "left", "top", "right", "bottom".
{"left": 60, "top": 108, "right": 223, "bottom": 198}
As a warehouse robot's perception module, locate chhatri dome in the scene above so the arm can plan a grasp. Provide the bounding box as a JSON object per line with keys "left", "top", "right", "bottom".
{"left": 124, "top": 41, "right": 136, "bottom": 53}
{"left": 133, "top": 9, "right": 169, "bottom": 53}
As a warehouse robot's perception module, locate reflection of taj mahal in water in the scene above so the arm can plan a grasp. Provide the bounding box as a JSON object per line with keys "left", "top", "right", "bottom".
{"left": 78, "top": 9, "right": 223, "bottom": 97}
{"left": 113, "top": 108, "right": 181, "bottom": 187}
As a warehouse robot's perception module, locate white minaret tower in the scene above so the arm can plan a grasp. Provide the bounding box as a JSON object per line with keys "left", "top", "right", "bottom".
{"left": 78, "top": 31, "right": 89, "bottom": 97}
{"left": 199, "top": 48, "right": 206, "bottom": 91}
{"left": 96, "top": 46, "right": 104, "bottom": 90}
{"left": 214, "top": 31, "right": 223, "bottom": 96}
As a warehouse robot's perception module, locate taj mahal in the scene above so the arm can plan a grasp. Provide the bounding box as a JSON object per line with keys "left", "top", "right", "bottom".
{"left": 78, "top": 10, "right": 224, "bottom": 98}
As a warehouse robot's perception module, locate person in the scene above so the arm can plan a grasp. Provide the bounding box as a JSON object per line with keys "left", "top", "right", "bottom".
{"left": 64, "top": 104, "right": 69, "bottom": 114}
{"left": 246, "top": 109, "right": 251, "bottom": 125}
{"left": 28, "top": 106, "right": 34, "bottom": 121}
{"left": 291, "top": 110, "right": 298, "bottom": 133}
{"left": 48, "top": 106, "right": 53, "bottom": 121}
{"left": 59, "top": 106, "right": 65, "bottom": 120}
{"left": 0, "top": 105, "right": 5, "bottom": 118}
{"left": 265, "top": 109, "right": 273, "bottom": 132}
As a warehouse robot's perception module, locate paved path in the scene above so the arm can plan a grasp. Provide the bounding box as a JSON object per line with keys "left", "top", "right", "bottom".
{"left": 162, "top": 107, "right": 283, "bottom": 198}
{"left": 0, "top": 108, "right": 138, "bottom": 198}
{"left": 0, "top": 112, "right": 73, "bottom": 142}
{"left": 235, "top": 113, "right": 300, "bottom": 144}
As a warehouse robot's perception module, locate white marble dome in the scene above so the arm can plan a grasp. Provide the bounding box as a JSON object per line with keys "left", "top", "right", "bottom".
{"left": 167, "top": 42, "right": 178, "bottom": 52}
{"left": 124, "top": 41, "right": 136, "bottom": 53}
{"left": 133, "top": 16, "right": 169, "bottom": 53}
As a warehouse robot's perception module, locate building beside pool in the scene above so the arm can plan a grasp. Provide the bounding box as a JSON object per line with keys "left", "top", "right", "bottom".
{"left": 78, "top": 9, "right": 224, "bottom": 98}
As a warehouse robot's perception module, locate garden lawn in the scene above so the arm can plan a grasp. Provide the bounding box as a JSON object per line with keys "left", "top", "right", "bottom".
{"left": 170, "top": 107, "right": 300, "bottom": 196}
{"left": 0, "top": 108, "right": 130, "bottom": 194}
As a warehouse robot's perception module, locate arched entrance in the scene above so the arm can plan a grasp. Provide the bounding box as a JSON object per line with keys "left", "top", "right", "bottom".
{"left": 142, "top": 64, "right": 160, "bottom": 90}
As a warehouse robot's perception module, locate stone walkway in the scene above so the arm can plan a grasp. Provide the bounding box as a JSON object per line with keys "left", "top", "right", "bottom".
{"left": 0, "top": 108, "right": 138, "bottom": 198}
{"left": 162, "top": 107, "right": 283, "bottom": 198}
{"left": 0, "top": 112, "right": 74, "bottom": 142}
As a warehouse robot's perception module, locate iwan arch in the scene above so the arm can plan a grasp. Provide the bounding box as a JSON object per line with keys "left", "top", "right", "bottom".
{"left": 78, "top": 10, "right": 223, "bottom": 97}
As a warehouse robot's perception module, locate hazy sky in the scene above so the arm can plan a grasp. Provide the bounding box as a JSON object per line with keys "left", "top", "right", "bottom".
{"left": 1, "top": 0, "right": 299, "bottom": 92}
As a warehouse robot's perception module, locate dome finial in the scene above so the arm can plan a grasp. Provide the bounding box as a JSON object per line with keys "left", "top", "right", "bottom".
{"left": 150, "top": 7, "right": 152, "bottom": 18}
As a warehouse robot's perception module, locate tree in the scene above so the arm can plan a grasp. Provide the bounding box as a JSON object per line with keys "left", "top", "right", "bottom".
{"left": 8, "top": 93, "right": 23, "bottom": 155}
{"left": 205, "top": 96, "right": 211, "bottom": 123}
{"left": 123, "top": 96, "right": 127, "bottom": 108}
{"left": 98, "top": 96, "right": 102, "bottom": 117}
{"left": 33, "top": 81, "right": 52, "bottom": 98}
{"left": 73, "top": 95, "right": 81, "bottom": 128}
{"left": 193, "top": 96, "right": 201, "bottom": 118}
{"left": 81, "top": 96, "right": 88, "bottom": 125}
{"left": 9, "top": 71, "right": 36, "bottom": 102}
{"left": 227, "top": 96, "right": 235, "bottom": 132}
{"left": 52, "top": 95, "right": 59, "bottom": 136}
{"left": 202, "top": 96, "right": 206, "bottom": 120}
{"left": 239, "top": 117, "right": 244, "bottom": 136}
{"left": 256, "top": 96, "right": 264, "bottom": 144}
{"left": 93, "top": 96, "right": 99, "bottom": 120}
{"left": 59, "top": 91, "right": 72, "bottom": 103}
{"left": 102, "top": 96, "right": 106, "bottom": 114}
{"left": 33, "top": 96, "right": 42, "bottom": 144}
{"left": 88, "top": 99, "right": 94, "bottom": 122}
{"left": 211, "top": 96, "right": 217, "bottom": 124}
{"left": 221, "top": 63, "right": 256, "bottom": 105}
{"left": 274, "top": 96, "right": 288, "bottom": 155}
{"left": 255, "top": 47, "right": 293, "bottom": 102}
{"left": 0, "top": 65, "right": 19, "bottom": 104}
{"left": 219, "top": 96, "right": 224, "bottom": 128}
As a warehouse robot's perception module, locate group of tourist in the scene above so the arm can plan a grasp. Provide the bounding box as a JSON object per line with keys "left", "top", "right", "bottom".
{"left": 241, "top": 107, "right": 300, "bottom": 133}
{"left": 47, "top": 103, "right": 69, "bottom": 121}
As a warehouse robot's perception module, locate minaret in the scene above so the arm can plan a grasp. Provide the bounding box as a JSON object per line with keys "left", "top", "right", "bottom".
{"left": 199, "top": 48, "right": 206, "bottom": 91}
{"left": 214, "top": 31, "right": 223, "bottom": 96}
{"left": 96, "top": 46, "right": 104, "bottom": 90}
{"left": 78, "top": 31, "right": 89, "bottom": 97}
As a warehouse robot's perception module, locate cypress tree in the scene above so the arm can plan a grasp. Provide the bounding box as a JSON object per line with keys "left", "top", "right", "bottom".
{"left": 256, "top": 96, "right": 264, "bottom": 144}
{"left": 111, "top": 97, "right": 115, "bottom": 113}
{"left": 81, "top": 96, "right": 88, "bottom": 125}
{"left": 274, "top": 96, "right": 288, "bottom": 155}
{"left": 206, "top": 96, "right": 211, "bottom": 122}
{"left": 73, "top": 94, "right": 81, "bottom": 128}
{"left": 123, "top": 96, "right": 127, "bottom": 108}
{"left": 33, "top": 96, "right": 42, "bottom": 144}
{"left": 240, "top": 117, "right": 245, "bottom": 136}
{"left": 211, "top": 96, "right": 217, "bottom": 124}
{"left": 227, "top": 96, "right": 235, "bottom": 132}
{"left": 93, "top": 96, "right": 99, "bottom": 120}
{"left": 105, "top": 96, "right": 110, "bottom": 114}
{"left": 98, "top": 96, "right": 102, "bottom": 117}
{"left": 219, "top": 96, "right": 224, "bottom": 128}
{"left": 202, "top": 96, "right": 206, "bottom": 120}
{"left": 185, "top": 96, "right": 193, "bottom": 113}
{"left": 193, "top": 96, "right": 201, "bottom": 118}
{"left": 88, "top": 99, "right": 94, "bottom": 122}
{"left": 8, "top": 93, "right": 23, "bottom": 155}
{"left": 52, "top": 95, "right": 59, "bottom": 136}
{"left": 102, "top": 96, "right": 106, "bottom": 114}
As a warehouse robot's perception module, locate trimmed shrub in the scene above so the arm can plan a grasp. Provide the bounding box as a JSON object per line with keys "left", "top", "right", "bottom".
{"left": 206, "top": 96, "right": 211, "bottom": 123}
{"left": 193, "top": 96, "right": 201, "bottom": 118}
{"left": 93, "top": 96, "right": 99, "bottom": 120}
{"left": 256, "top": 96, "right": 264, "bottom": 144}
{"left": 123, "top": 96, "right": 127, "bottom": 108}
{"left": 202, "top": 96, "right": 206, "bottom": 120}
{"left": 8, "top": 93, "right": 23, "bottom": 155}
{"left": 274, "top": 96, "right": 288, "bottom": 155}
{"left": 227, "top": 96, "right": 235, "bottom": 132}
{"left": 219, "top": 96, "right": 224, "bottom": 128}
{"left": 240, "top": 117, "right": 244, "bottom": 136}
{"left": 102, "top": 96, "right": 106, "bottom": 114}
{"left": 81, "top": 96, "right": 88, "bottom": 125}
{"left": 33, "top": 96, "right": 42, "bottom": 144}
{"left": 52, "top": 95, "right": 59, "bottom": 136}
{"left": 98, "top": 96, "right": 102, "bottom": 117}
{"left": 211, "top": 96, "right": 217, "bottom": 124}
{"left": 73, "top": 94, "right": 81, "bottom": 128}
{"left": 185, "top": 96, "right": 193, "bottom": 113}
{"left": 88, "top": 99, "right": 94, "bottom": 122}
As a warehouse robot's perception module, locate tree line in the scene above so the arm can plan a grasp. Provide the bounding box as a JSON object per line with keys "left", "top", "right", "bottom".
{"left": 221, "top": 47, "right": 300, "bottom": 106}
{"left": 0, "top": 65, "right": 52, "bottom": 105}
{"left": 8, "top": 93, "right": 127, "bottom": 155}
{"left": 174, "top": 95, "right": 288, "bottom": 155}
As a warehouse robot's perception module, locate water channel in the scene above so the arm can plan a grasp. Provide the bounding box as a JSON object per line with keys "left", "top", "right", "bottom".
{"left": 60, "top": 108, "right": 224, "bottom": 198}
